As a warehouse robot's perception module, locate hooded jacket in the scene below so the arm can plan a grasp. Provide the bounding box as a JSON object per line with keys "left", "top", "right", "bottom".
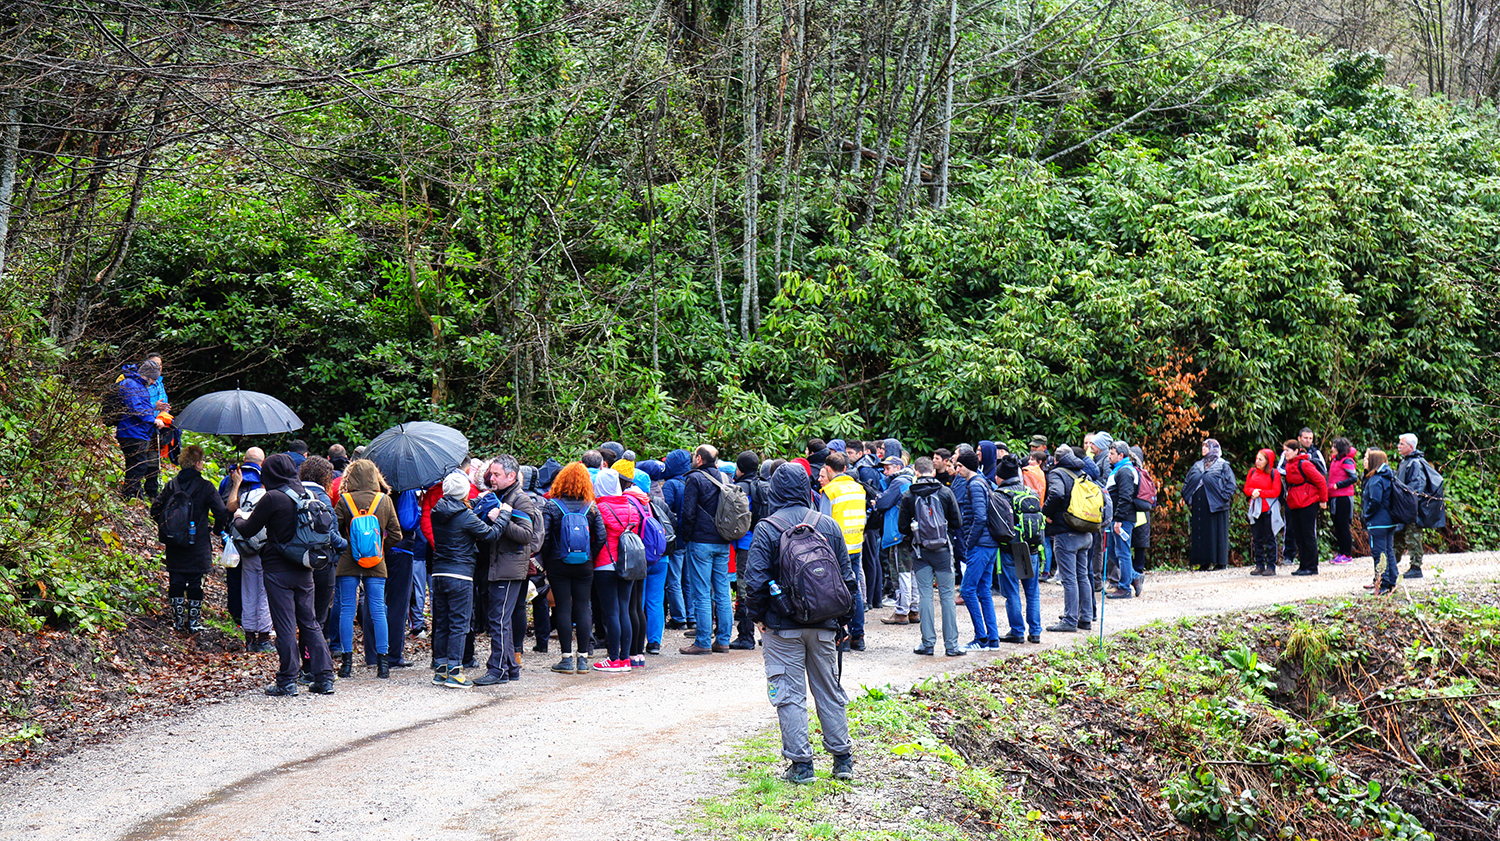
{"left": 219, "top": 461, "right": 262, "bottom": 499}
{"left": 1327, "top": 453, "right": 1359, "bottom": 499}
{"left": 741, "top": 464, "right": 855, "bottom": 631}
{"left": 536, "top": 458, "right": 562, "bottom": 493}
{"left": 1043, "top": 449, "right": 1089, "bottom": 538}
{"left": 540, "top": 494, "right": 606, "bottom": 575}
{"left": 882, "top": 439, "right": 904, "bottom": 461}
{"left": 429, "top": 495, "right": 502, "bottom": 579}
{"left": 233, "top": 454, "right": 312, "bottom": 574}
{"left": 1089, "top": 433, "right": 1113, "bottom": 480}
{"left": 952, "top": 471, "right": 997, "bottom": 550}
{"left": 876, "top": 466, "right": 915, "bottom": 548}
{"left": 978, "top": 441, "right": 998, "bottom": 484}
{"left": 805, "top": 445, "right": 830, "bottom": 475}
{"left": 115, "top": 370, "right": 158, "bottom": 440}
{"left": 1284, "top": 452, "right": 1329, "bottom": 510}
{"left": 680, "top": 460, "right": 730, "bottom": 545}
{"left": 1362, "top": 464, "right": 1398, "bottom": 528}
{"left": 151, "top": 466, "right": 231, "bottom": 574}
{"left": 661, "top": 449, "right": 692, "bottom": 523}
{"left": 898, "top": 476, "right": 964, "bottom": 559}
{"left": 853, "top": 452, "right": 884, "bottom": 499}
{"left": 1183, "top": 456, "right": 1236, "bottom": 514}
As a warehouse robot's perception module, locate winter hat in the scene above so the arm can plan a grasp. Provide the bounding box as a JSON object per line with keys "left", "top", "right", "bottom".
{"left": 736, "top": 451, "right": 760, "bottom": 477}
{"left": 442, "top": 471, "right": 472, "bottom": 500}
{"left": 138, "top": 359, "right": 161, "bottom": 380}
{"left": 956, "top": 451, "right": 980, "bottom": 472}
{"left": 1029, "top": 434, "right": 1049, "bottom": 449}
{"left": 792, "top": 457, "right": 814, "bottom": 478}
{"left": 996, "top": 454, "right": 1021, "bottom": 481}
{"left": 828, "top": 439, "right": 847, "bottom": 454}
{"left": 592, "top": 468, "right": 622, "bottom": 497}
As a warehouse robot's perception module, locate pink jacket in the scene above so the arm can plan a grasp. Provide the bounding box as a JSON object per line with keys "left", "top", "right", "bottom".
{"left": 1326, "top": 455, "right": 1358, "bottom": 499}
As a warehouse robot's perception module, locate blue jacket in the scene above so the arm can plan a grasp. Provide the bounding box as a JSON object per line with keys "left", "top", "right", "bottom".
{"left": 953, "top": 473, "right": 997, "bottom": 549}
{"left": 661, "top": 449, "right": 692, "bottom": 522}
{"left": 148, "top": 378, "right": 168, "bottom": 411}
{"left": 115, "top": 372, "right": 157, "bottom": 440}
{"left": 679, "top": 464, "right": 729, "bottom": 545}
{"left": 877, "top": 470, "right": 913, "bottom": 548}
{"left": 1362, "top": 465, "right": 1397, "bottom": 528}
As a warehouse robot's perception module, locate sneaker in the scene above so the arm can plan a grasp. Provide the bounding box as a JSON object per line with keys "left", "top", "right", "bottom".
{"left": 442, "top": 668, "right": 474, "bottom": 689}
{"left": 629, "top": 656, "right": 646, "bottom": 669}
{"left": 944, "top": 648, "right": 966, "bottom": 657}
{"left": 1046, "top": 622, "right": 1078, "bottom": 633}
{"left": 593, "top": 659, "right": 628, "bottom": 672}
{"left": 1403, "top": 568, "right": 1423, "bottom": 579}
{"left": 1076, "top": 621, "right": 1092, "bottom": 631}
{"left": 913, "top": 645, "right": 934, "bottom": 656}
{"left": 432, "top": 665, "right": 449, "bottom": 685}
{"left": 963, "top": 640, "right": 989, "bottom": 652}
{"left": 473, "top": 670, "right": 509, "bottom": 686}
{"left": 263, "top": 681, "right": 298, "bottom": 697}
{"left": 308, "top": 678, "right": 335, "bottom": 695}
{"left": 1330, "top": 554, "right": 1353, "bottom": 565}
{"left": 782, "top": 762, "right": 816, "bottom": 785}
{"left": 550, "top": 657, "right": 576, "bottom": 674}
{"left": 646, "top": 642, "right": 661, "bottom": 655}
{"left": 1291, "top": 569, "right": 1318, "bottom": 576}
{"left": 832, "top": 754, "right": 854, "bottom": 781}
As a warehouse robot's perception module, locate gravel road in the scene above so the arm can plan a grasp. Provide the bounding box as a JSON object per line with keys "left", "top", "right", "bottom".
{"left": 1, "top": 552, "right": 1494, "bottom": 841}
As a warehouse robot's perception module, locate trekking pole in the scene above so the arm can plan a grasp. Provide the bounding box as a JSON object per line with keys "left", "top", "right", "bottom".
{"left": 1097, "top": 532, "right": 1108, "bottom": 654}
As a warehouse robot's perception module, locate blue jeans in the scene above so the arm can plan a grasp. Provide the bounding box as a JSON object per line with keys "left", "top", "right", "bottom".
{"left": 998, "top": 550, "right": 1041, "bottom": 637}
{"left": 665, "top": 548, "right": 688, "bottom": 623}
{"left": 1110, "top": 522, "right": 1136, "bottom": 591}
{"left": 847, "top": 551, "right": 865, "bottom": 638}
{"left": 430, "top": 576, "right": 472, "bottom": 667}
{"left": 960, "top": 544, "right": 998, "bottom": 643}
{"left": 337, "top": 575, "right": 387, "bottom": 655}
{"left": 1370, "top": 527, "right": 1398, "bottom": 589}
{"left": 645, "top": 560, "right": 669, "bottom": 645}
{"left": 686, "top": 542, "right": 733, "bottom": 647}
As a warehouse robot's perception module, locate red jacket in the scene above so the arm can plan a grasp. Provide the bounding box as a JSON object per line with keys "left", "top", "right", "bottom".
{"left": 1242, "top": 451, "right": 1282, "bottom": 514}
{"left": 1326, "top": 455, "right": 1358, "bottom": 499}
{"left": 1284, "top": 453, "right": 1328, "bottom": 510}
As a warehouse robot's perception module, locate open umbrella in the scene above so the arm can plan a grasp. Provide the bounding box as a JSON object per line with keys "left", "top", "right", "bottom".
{"left": 174, "top": 389, "right": 303, "bottom": 436}
{"left": 364, "top": 421, "right": 469, "bottom": 492}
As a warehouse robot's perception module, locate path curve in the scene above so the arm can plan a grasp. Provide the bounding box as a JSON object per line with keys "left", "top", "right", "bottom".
{"left": 1, "top": 552, "right": 1495, "bottom": 841}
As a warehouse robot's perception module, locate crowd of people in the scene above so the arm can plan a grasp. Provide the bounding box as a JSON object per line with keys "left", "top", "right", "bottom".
{"left": 129, "top": 353, "right": 1449, "bottom": 782}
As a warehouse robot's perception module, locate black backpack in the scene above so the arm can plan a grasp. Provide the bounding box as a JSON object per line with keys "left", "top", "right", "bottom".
{"left": 913, "top": 492, "right": 949, "bottom": 550}
{"left": 157, "top": 478, "right": 196, "bottom": 546}
{"left": 272, "top": 486, "right": 337, "bottom": 570}
{"left": 773, "top": 510, "right": 853, "bottom": 625}
{"left": 982, "top": 479, "right": 1015, "bottom": 544}
{"left": 1389, "top": 478, "right": 1418, "bottom": 526}
{"left": 1417, "top": 460, "right": 1447, "bottom": 529}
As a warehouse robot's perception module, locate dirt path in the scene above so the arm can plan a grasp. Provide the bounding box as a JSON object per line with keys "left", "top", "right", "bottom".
{"left": 1, "top": 552, "right": 1495, "bottom": 841}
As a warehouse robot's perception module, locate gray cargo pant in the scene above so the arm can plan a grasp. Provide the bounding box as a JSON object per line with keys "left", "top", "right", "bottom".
{"left": 1053, "top": 531, "right": 1095, "bottom": 627}
{"left": 764, "top": 628, "right": 853, "bottom": 763}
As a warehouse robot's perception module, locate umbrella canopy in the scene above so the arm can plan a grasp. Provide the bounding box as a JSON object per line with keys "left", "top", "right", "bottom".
{"left": 174, "top": 389, "right": 303, "bottom": 436}
{"left": 364, "top": 421, "right": 469, "bottom": 492}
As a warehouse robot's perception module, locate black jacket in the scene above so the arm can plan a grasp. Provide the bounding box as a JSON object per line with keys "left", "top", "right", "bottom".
{"left": 742, "top": 464, "right": 855, "bottom": 631}
{"left": 899, "top": 476, "right": 964, "bottom": 556}
{"left": 233, "top": 454, "right": 309, "bottom": 574}
{"left": 540, "top": 496, "right": 606, "bottom": 577}
{"left": 1106, "top": 460, "right": 1139, "bottom": 523}
{"left": 429, "top": 496, "right": 501, "bottom": 579}
{"left": 1043, "top": 450, "right": 1089, "bottom": 537}
{"left": 151, "top": 467, "right": 231, "bottom": 575}
{"left": 679, "top": 464, "right": 729, "bottom": 545}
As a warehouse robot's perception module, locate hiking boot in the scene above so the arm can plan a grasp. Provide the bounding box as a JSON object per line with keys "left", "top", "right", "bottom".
{"left": 169, "top": 597, "right": 187, "bottom": 633}
{"left": 1105, "top": 587, "right": 1133, "bottom": 599}
{"left": 1249, "top": 565, "right": 1264, "bottom": 576}
{"left": 185, "top": 599, "right": 206, "bottom": 634}
{"left": 432, "top": 665, "right": 449, "bottom": 685}
{"left": 376, "top": 654, "right": 390, "bottom": 680}
{"left": 684, "top": 628, "right": 697, "bottom": 638}
{"left": 309, "top": 677, "right": 336, "bottom": 695}
{"left": 849, "top": 635, "right": 865, "bottom": 652}
{"left": 253, "top": 633, "right": 275, "bottom": 654}
{"left": 728, "top": 637, "right": 756, "bottom": 650}
{"left": 1403, "top": 567, "right": 1423, "bottom": 579}
{"left": 679, "top": 644, "right": 712, "bottom": 655}
{"left": 880, "top": 613, "right": 909, "bottom": 625}
{"left": 782, "top": 762, "right": 816, "bottom": 785}
{"left": 1131, "top": 576, "right": 1144, "bottom": 597}
{"left": 473, "top": 670, "right": 509, "bottom": 686}
{"left": 263, "top": 681, "right": 298, "bottom": 697}
{"left": 442, "top": 668, "right": 475, "bottom": 689}
{"left": 711, "top": 643, "right": 731, "bottom": 653}
{"left": 944, "top": 648, "right": 966, "bottom": 657}
{"left": 1076, "top": 620, "right": 1092, "bottom": 631}
{"left": 832, "top": 754, "right": 854, "bottom": 781}
{"left": 551, "top": 657, "right": 576, "bottom": 674}
{"left": 298, "top": 670, "right": 314, "bottom": 686}
{"left": 1046, "top": 622, "right": 1078, "bottom": 633}
{"left": 908, "top": 611, "right": 920, "bottom": 623}
{"left": 1027, "top": 635, "right": 1041, "bottom": 644}
{"left": 337, "top": 652, "right": 353, "bottom": 679}
{"left": 1376, "top": 584, "right": 1396, "bottom": 596}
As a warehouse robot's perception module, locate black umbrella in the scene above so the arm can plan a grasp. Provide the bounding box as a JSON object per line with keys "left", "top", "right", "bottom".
{"left": 174, "top": 389, "right": 303, "bottom": 436}
{"left": 365, "top": 421, "right": 470, "bottom": 492}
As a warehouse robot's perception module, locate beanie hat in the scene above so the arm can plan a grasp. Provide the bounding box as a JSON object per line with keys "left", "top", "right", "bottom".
{"left": 996, "top": 454, "right": 1021, "bottom": 481}
{"left": 442, "top": 471, "right": 472, "bottom": 500}
{"left": 956, "top": 451, "right": 980, "bottom": 472}
{"left": 736, "top": 451, "right": 760, "bottom": 476}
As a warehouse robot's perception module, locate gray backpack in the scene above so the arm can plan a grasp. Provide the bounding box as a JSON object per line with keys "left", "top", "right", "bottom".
{"left": 704, "top": 470, "right": 752, "bottom": 541}
{"left": 913, "top": 493, "right": 949, "bottom": 550}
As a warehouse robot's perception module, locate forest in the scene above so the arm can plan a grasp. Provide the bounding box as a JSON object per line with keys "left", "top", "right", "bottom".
{"left": 3, "top": 0, "right": 1500, "bottom": 628}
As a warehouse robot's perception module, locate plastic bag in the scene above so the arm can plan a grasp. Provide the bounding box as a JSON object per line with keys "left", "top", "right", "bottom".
{"left": 216, "top": 538, "right": 241, "bottom": 569}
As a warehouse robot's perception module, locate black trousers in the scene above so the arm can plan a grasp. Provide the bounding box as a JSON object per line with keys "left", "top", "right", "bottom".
{"left": 226, "top": 563, "right": 243, "bottom": 626}
{"left": 168, "top": 571, "right": 204, "bottom": 601}
{"left": 1330, "top": 496, "right": 1353, "bottom": 557}
{"left": 1288, "top": 506, "right": 1320, "bottom": 573}
{"left": 629, "top": 577, "right": 646, "bottom": 657}
{"left": 1250, "top": 514, "right": 1277, "bottom": 568}
{"left": 118, "top": 436, "right": 159, "bottom": 500}
{"left": 264, "top": 566, "right": 333, "bottom": 683}
{"left": 484, "top": 579, "right": 525, "bottom": 676}
{"left": 548, "top": 569, "right": 593, "bottom": 655}
{"left": 304, "top": 564, "right": 336, "bottom": 673}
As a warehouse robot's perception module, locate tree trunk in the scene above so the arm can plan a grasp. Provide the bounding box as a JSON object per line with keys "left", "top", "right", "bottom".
{"left": 0, "top": 98, "right": 19, "bottom": 283}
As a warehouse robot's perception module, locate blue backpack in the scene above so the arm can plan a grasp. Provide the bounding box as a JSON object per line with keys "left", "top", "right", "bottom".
{"left": 396, "top": 488, "right": 422, "bottom": 532}
{"left": 628, "top": 496, "right": 668, "bottom": 564}
{"left": 554, "top": 499, "right": 593, "bottom": 564}
{"left": 343, "top": 493, "right": 386, "bottom": 568}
